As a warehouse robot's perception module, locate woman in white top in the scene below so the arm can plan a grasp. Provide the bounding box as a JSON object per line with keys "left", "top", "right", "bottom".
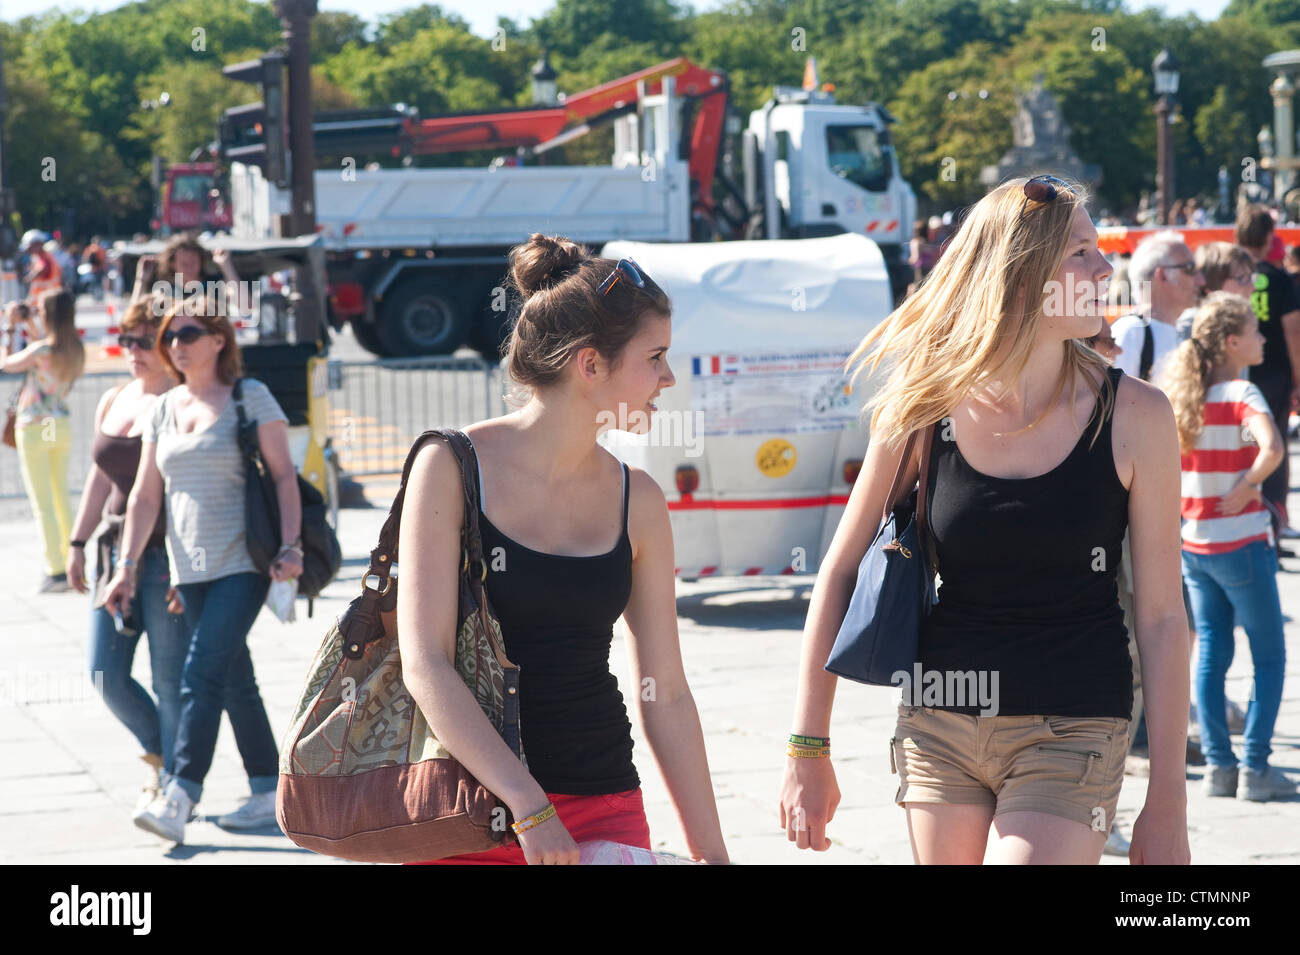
{"left": 104, "top": 293, "right": 302, "bottom": 844}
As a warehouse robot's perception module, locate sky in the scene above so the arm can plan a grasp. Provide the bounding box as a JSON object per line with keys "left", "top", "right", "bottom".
{"left": 0, "top": 0, "right": 1236, "bottom": 36}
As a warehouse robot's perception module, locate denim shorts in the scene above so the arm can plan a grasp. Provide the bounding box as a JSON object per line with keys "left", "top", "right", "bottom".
{"left": 891, "top": 704, "right": 1130, "bottom": 831}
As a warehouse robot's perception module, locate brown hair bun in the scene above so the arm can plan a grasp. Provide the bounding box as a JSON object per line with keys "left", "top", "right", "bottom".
{"left": 510, "top": 233, "right": 588, "bottom": 298}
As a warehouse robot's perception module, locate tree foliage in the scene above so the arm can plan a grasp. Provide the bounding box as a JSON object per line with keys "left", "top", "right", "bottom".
{"left": 0, "top": 0, "right": 1294, "bottom": 235}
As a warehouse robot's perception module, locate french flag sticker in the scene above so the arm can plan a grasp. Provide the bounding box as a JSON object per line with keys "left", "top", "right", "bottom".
{"left": 693, "top": 355, "right": 739, "bottom": 376}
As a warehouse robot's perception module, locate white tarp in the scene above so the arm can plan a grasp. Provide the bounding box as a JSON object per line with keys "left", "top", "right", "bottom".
{"left": 601, "top": 232, "right": 891, "bottom": 356}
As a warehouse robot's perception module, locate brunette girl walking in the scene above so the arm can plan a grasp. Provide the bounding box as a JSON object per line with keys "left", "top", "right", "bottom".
{"left": 401, "top": 234, "right": 728, "bottom": 864}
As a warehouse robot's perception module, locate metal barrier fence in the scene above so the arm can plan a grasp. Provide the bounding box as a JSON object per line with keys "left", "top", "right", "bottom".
{"left": 0, "top": 370, "right": 131, "bottom": 502}
{"left": 0, "top": 357, "right": 506, "bottom": 503}
{"left": 326, "top": 356, "right": 508, "bottom": 478}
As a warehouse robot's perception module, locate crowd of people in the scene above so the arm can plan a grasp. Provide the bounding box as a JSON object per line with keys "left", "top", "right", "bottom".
{"left": 2, "top": 232, "right": 297, "bottom": 840}
{"left": 3, "top": 183, "right": 1297, "bottom": 865}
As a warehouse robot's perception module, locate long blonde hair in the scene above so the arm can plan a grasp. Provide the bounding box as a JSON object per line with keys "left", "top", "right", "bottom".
{"left": 40, "top": 289, "right": 85, "bottom": 383}
{"left": 848, "top": 177, "right": 1114, "bottom": 449}
{"left": 1156, "top": 291, "right": 1255, "bottom": 453}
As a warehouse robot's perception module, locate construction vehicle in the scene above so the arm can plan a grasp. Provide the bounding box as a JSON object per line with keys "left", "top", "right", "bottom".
{"left": 226, "top": 57, "right": 917, "bottom": 357}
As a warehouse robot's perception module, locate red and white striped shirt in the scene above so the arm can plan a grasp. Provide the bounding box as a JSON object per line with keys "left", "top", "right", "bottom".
{"left": 1180, "top": 379, "right": 1275, "bottom": 555}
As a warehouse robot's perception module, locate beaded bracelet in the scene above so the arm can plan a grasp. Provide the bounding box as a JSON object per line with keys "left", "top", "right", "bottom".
{"left": 510, "top": 802, "right": 557, "bottom": 835}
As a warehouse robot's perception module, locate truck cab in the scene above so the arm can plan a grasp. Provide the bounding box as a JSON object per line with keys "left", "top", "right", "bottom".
{"left": 746, "top": 87, "right": 916, "bottom": 301}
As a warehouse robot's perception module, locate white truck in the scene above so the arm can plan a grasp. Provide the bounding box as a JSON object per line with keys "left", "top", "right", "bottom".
{"left": 597, "top": 233, "right": 893, "bottom": 578}
{"left": 227, "top": 57, "right": 916, "bottom": 358}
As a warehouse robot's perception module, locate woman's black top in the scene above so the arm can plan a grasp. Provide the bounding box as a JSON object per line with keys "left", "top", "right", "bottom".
{"left": 471, "top": 444, "right": 640, "bottom": 795}
{"left": 919, "top": 365, "right": 1134, "bottom": 718}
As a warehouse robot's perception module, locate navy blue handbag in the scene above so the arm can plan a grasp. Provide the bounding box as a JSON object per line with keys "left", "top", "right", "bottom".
{"left": 824, "top": 425, "right": 938, "bottom": 685}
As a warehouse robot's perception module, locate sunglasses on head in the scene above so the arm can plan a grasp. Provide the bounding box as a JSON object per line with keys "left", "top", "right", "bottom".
{"left": 117, "top": 333, "right": 154, "bottom": 351}
{"left": 598, "top": 258, "right": 648, "bottom": 296}
{"left": 1158, "top": 261, "right": 1199, "bottom": 275}
{"left": 1018, "top": 175, "right": 1077, "bottom": 220}
{"left": 161, "top": 326, "right": 213, "bottom": 347}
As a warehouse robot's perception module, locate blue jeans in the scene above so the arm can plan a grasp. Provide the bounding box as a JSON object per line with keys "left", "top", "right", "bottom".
{"left": 171, "top": 572, "right": 278, "bottom": 803}
{"left": 88, "top": 544, "right": 189, "bottom": 776}
{"left": 1181, "top": 540, "right": 1287, "bottom": 772}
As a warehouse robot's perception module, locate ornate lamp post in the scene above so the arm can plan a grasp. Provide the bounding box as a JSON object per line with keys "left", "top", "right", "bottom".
{"left": 531, "top": 52, "right": 557, "bottom": 106}
{"left": 1153, "top": 47, "right": 1179, "bottom": 226}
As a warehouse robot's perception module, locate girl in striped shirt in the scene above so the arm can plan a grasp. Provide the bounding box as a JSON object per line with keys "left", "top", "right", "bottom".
{"left": 1157, "top": 291, "right": 1296, "bottom": 801}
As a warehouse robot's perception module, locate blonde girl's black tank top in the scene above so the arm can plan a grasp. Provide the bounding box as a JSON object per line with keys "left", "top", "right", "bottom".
{"left": 470, "top": 442, "right": 640, "bottom": 795}
{"left": 919, "top": 365, "right": 1133, "bottom": 718}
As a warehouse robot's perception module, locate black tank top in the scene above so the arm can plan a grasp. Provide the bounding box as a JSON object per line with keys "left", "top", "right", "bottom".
{"left": 470, "top": 443, "right": 640, "bottom": 795}
{"left": 919, "top": 365, "right": 1133, "bottom": 718}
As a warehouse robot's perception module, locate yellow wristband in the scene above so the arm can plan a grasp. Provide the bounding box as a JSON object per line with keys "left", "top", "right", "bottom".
{"left": 510, "top": 802, "right": 557, "bottom": 835}
{"left": 786, "top": 745, "right": 831, "bottom": 758}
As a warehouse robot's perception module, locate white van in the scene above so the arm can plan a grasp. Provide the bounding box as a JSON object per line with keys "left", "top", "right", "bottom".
{"left": 599, "top": 233, "right": 894, "bottom": 578}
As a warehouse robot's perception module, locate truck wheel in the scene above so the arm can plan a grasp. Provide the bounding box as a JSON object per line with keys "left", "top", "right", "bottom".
{"left": 349, "top": 317, "right": 389, "bottom": 357}
{"left": 376, "top": 280, "right": 467, "bottom": 356}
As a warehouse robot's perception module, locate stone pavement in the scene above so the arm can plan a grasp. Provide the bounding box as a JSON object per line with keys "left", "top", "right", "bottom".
{"left": 0, "top": 481, "right": 1297, "bottom": 866}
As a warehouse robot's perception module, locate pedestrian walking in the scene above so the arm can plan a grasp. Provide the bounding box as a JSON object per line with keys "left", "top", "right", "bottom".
{"left": 0, "top": 289, "right": 85, "bottom": 592}
{"left": 403, "top": 233, "right": 728, "bottom": 864}
{"left": 66, "top": 297, "right": 189, "bottom": 818}
{"left": 21, "top": 230, "right": 63, "bottom": 301}
{"left": 1111, "top": 232, "right": 1204, "bottom": 384}
{"left": 1155, "top": 291, "right": 1297, "bottom": 802}
{"left": 103, "top": 293, "right": 302, "bottom": 843}
{"left": 780, "top": 176, "right": 1191, "bottom": 864}
{"left": 1236, "top": 205, "right": 1300, "bottom": 543}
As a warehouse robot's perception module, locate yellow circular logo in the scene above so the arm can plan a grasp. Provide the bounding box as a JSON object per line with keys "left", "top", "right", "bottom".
{"left": 756, "top": 438, "right": 797, "bottom": 478}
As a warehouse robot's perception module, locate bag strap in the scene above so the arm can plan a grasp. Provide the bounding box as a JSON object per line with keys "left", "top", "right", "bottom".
{"left": 879, "top": 423, "right": 937, "bottom": 578}
{"left": 363, "top": 429, "right": 515, "bottom": 669}
{"left": 369, "top": 429, "right": 475, "bottom": 582}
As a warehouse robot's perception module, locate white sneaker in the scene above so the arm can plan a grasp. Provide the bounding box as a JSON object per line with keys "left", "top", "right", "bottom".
{"left": 1278, "top": 525, "right": 1300, "bottom": 540}
{"left": 133, "top": 779, "right": 194, "bottom": 844}
{"left": 216, "top": 791, "right": 279, "bottom": 830}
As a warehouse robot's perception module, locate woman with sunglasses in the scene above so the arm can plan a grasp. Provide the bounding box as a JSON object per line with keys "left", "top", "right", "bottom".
{"left": 103, "top": 294, "right": 302, "bottom": 844}
{"left": 781, "top": 175, "right": 1192, "bottom": 864}
{"left": 66, "top": 298, "right": 190, "bottom": 818}
{"left": 403, "top": 234, "right": 728, "bottom": 864}
{"left": 1175, "top": 243, "right": 1256, "bottom": 343}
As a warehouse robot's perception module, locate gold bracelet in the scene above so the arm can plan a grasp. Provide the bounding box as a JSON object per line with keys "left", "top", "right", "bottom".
{"left": 510, "top": 802, "right": 557, "bottom": 835}
{"left": 786, "top": 745, "right": 831, "bottom": 758}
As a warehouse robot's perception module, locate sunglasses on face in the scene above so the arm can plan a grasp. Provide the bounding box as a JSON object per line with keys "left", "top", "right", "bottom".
{"left": 1018, "top": 175, "right": 1077, "bottom": 220}
{"left": 161, "top": 326, "right": 213, "bottom": 347}
{"left": 117, "top": 333, "right": 154, "bottom": 351}
{"left": 598, "top": 258, "right": 648, "bottom": 296}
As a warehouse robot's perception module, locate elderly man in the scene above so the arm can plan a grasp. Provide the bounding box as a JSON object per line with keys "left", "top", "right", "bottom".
{"left": 1110, "top": 231, "right": 1204, "bottom": 384}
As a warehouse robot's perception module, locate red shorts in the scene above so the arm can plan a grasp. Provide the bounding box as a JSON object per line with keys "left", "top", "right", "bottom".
{"left": 416, "top": 788, "right": 651, "bottom": 865}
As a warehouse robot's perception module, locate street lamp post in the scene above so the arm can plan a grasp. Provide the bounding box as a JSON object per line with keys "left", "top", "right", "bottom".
{"left": 531, "top": 52, "right": 557, "bottom": 106}
{"left": 1153, "top": 47, "right": 1180, "bottom": 226}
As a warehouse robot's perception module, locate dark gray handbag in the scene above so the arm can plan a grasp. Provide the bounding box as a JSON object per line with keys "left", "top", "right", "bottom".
{"left": 824, "top": 425, "right": 938, "bottom": 685}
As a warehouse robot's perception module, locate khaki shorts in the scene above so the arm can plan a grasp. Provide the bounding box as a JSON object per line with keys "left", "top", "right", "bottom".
{"left": 890, "top": 704, "right": 1130, "bottom": 831}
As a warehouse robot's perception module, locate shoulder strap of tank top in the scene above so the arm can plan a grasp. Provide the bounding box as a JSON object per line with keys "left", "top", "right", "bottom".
{"left": 620, "top": 462, "right": 631, "bottom": 539}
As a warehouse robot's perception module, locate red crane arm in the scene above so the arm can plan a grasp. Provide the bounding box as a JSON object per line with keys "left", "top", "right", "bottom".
{"left": 399, "top": 57, "right": 728, "bottom": 159}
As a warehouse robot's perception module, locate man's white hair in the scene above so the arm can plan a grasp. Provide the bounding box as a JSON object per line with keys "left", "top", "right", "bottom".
{"left": 1128, "top": 231, "right": 1189, "bottom": 305}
